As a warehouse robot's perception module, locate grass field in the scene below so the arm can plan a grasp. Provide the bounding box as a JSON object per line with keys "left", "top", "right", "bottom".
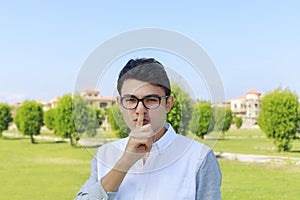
{"left": 0, "top": 137, "right": 92, "bottom": 200}
{"left": 1, "top": 129, "right": 300, "bottom": 200}
{"left": 220, "top": 159, "right": 300, "bottom": 200}
{"left": 204, "top": 129, "right": 300, "bottom": 158}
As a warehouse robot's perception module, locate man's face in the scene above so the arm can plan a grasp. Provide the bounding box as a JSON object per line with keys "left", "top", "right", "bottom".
{"left": 117, "top": 79, "right": 173, "bottom": 134}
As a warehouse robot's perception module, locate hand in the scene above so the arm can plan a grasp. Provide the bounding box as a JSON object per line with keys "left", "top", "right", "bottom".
{"left": 101, "top": 114, "right": 154, "bottom": 192}
{"left": 120, "top": 112, "right": 154, "bottom": 167}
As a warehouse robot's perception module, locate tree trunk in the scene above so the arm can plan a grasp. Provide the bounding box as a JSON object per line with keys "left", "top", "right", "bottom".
{"left": 70, "top": 135, "right": 75, "bottom": 147}
{"left": 30, "top": 134, "right": 35, "bottom": 144}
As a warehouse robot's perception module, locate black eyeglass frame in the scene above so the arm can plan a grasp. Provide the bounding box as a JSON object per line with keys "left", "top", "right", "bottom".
{"left": 120, "top": 94, "right": 169, "bottom": 110}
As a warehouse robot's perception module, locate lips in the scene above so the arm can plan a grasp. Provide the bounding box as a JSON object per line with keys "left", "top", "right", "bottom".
{"left": 134, "top": 118, "right": 150, "bottom": 125}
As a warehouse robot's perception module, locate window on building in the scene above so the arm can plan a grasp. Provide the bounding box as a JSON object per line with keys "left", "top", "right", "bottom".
{"left": 100, "top": 102, "right": 108, "bottom": 108}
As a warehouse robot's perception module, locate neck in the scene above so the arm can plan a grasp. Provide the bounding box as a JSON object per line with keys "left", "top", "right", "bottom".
{"left": 154, "top": 125, "right": 167, "bottom": 142}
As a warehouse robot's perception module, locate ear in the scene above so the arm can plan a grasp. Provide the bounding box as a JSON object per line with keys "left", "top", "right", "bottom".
{"left": 116, "top": 96, "right": 121, "bottom": 107}
{"left": 115, "top": 96, "right": 125, "bottom": 114}
{"left": 165, "top": 96, "right": 174, "bottom": 112}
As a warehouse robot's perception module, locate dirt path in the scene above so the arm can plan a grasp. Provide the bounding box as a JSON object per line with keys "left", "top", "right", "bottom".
{"left": 217, "top": 152, "right": 300, "bottom": 165}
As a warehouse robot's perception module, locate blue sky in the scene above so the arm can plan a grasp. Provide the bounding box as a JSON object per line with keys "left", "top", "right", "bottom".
{"left": 1, "top": 1, "right": 299, "bottom": 103}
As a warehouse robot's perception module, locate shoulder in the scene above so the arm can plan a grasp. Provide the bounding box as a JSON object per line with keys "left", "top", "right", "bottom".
{"left": 174, "top": 134, "right": 213, "bottom": 159}
{"left": 96, "top": 138, "right": 128, "bottom": 167}
{"left": 98, "top": 137, "right": 128, "bottom": 151}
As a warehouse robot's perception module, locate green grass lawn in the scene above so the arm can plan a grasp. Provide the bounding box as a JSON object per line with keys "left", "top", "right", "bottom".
{"left": 2, "top": 128, "right": 300, "bottom": 200}
{"left": 202, "top": 129, "right": 300, "bottom": 158}
{"left": 0, "top": 137, "right": 92, "bottom": 200}
{"left": 223, "top": 128, "right": 265, "bottom": 137}
{"left": 5, "top": 127, "right": 119, "bottom": 140}
{"left": 220, "top": 159, "right": 300, "bottom": 200}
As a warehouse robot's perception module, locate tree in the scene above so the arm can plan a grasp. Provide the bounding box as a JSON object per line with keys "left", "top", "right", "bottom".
{"left": 85, "top": 105, "right": 103, "bottom": 137}
{"left": 44, "top": 108, "right": 56, "bottom": 131}
{"left": 73, "top": 94, "right": 90, "bottom": 134}
{"left": 55, "top": 94, "right": 77, "bottom": 146}
{"left": 235, "top": 117, "right": 243, "bottom": 129}
{"left": 107, "top": 104, "right": 128, "bottom": 138}
{"left": 73, "top": 95, "right": 104, "bottom": 137}
{"left": 167, "top": 83, "right": 193, "bottom": 135}
{"left": 189, "top": 101, "right": 213, "bottom": 139}
{"left": 298, "top": 103, "right": 300, "bottom": 127}
{"left": 0, "top": 103, "right": 13, "bottom": 136}
{"left": 167, "top": 90, "right": 182, "bottom": 134}
{"left": 14, "top": 101, "right": 43, "bottom": 143}
{"left": 258, "top": 88, "right": 299, "bottom": 152}
{"left": 213, "top": 107, "right": 233, "bottom": 134}
{"left": 94, "top": 106, "right": 105, "bottom": 127}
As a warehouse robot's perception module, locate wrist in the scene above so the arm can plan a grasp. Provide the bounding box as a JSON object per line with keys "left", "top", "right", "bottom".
{"left": 115, "top": 156, "right": 134, "bottom": 173}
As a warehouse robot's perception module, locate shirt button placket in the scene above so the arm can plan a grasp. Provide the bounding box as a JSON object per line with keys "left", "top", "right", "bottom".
{"left": 135, "top": 173, "right": 149, "bottom": 200}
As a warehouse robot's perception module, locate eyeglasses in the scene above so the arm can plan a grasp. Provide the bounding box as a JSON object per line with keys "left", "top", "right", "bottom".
{"left": 121, "top": 95, "right": 169, "bottom": 110}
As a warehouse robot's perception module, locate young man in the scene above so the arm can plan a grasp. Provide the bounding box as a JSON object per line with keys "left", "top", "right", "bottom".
{"left": 75, "top": 58, "right": 222, "bottom": 200}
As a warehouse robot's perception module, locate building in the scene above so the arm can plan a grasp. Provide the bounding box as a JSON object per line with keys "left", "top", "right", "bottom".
{"left": 80, "top": 88, "right": 114, "bottom": 131}
{"left": 35, "top": 89, "right": 114, "bottom": 111}
{"left": 49, "top": 96, "right": 60, "bottom": 109}
{"left": 230, "top": 89, "right": 262, "bottom": 129}
{"left": 80, "top": 88, "right": 114, "bottom": 108}
{"left": 36, "top": 99, "right": 51, "bottom": 111}
{"left": 212, "top": 101, "right": 231, "bottom": 108}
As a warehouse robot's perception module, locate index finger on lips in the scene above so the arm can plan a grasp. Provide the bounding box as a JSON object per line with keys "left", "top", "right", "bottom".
{"left": 137, "top": 112, "right": 144, "bottom": 127}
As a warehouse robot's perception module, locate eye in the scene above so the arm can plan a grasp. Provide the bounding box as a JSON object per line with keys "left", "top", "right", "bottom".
{"left": 124, "top": 97, "right": 137, "bottom": 102}
{"left": 145, "top": 97, "right": 159, "bottom": 102}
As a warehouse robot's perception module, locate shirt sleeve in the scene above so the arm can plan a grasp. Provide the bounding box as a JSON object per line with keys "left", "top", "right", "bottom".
{"left": 74, "top": 157, "right": 117, "bottom": 200}
{"left": 196, "top": 150, "right": 222, "bottom": 200}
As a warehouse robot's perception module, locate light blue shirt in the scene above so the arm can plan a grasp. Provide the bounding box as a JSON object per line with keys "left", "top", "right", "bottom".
{"left": 75, "top": 123, "right": 222, "bottom": 200}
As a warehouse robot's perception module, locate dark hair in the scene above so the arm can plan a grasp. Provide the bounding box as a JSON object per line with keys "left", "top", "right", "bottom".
{"left": 117, "top": 58, "right": 171, "bottom": 96}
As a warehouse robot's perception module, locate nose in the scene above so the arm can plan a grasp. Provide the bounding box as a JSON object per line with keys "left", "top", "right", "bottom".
{"left": 135, "top": 101, "right": 146, "bottom": 113}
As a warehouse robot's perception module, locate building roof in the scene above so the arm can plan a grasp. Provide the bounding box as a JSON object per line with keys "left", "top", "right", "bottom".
{"left": 246, "top": 89, "right": 261, "bottom": 95}
{"left": 232, "top": 95, "right": 246, "bottom": 100}
{"left": 231, "top": 89, "right": 261, "bottom": 101}
{"left": 81, "top": 88, "right": 100, "bottom": 96}
{"left": 84, "top": 96, "right": 114, "bottom": 102}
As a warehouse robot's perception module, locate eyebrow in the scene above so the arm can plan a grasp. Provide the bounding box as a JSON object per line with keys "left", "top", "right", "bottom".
{"left": 121, "top": 94, "right": 162, "bottom": 98}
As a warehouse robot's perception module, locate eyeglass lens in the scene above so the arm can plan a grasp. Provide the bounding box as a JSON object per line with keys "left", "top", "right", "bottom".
{"left": 121, "top": 95, "right": 165, "bottom": 110}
